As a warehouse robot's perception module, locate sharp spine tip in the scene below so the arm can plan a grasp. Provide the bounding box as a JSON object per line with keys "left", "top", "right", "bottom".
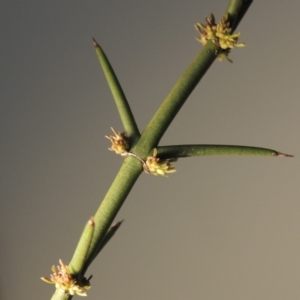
{"left": 277, "top": 152, "right": 294, "bottom": 157}
{"left": 92, "top": 37, "right": 99, "bottom": 47}
{"left": 111, "top": 220, "right": 124, "bottom": 229}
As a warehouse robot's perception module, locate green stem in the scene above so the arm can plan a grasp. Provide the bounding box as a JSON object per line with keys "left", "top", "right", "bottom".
{"left": 132, "top": 41, "right": 218, "bottom": 158}
{"left": 83, "top": 156, "right": 142, "bottom": 272}
{"left": 68, "top": 217, "right": 94, "bottom": 278}
{"left": 157, "top": 145, "right": 293, "bottom": 158}
{"left": 48, "top": 1, "right": 255, "bottom": 299}
{"left": 131, "top": 0, "right": 253, "bottom": 159}
{"left": 226, "top": 0, "right": 253, "bottom": 32}
{"left": 93, "top": 221, "right": 123, "bottom": 258}
{"left": 93, "top": 39, "right": 140, "bottom": 143}
{"left": 82, "top": 221, "right": 123, "bottom": 273}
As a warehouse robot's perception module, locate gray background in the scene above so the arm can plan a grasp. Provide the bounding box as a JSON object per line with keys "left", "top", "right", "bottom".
{"left": 1, "top": 1, "right": 299, "bottom": 299}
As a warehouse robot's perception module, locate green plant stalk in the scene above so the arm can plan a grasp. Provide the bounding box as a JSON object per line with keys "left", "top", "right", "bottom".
{"left": 83, "top": 0, "right": 254, "bottom": 270}
{"left": 93, "top": 39, "right": 140, "bottom": 142}
{"left": 226, "top": 0, "right": 253, "bottom": 32}
{"left": 131, "top": 41, "right": 218, "bottom": 159}
{"left": 157, "top": 145, "right": 293, "bottom": 158}
{"left": 131, "top": 0, "right": 252, "bottom": 159}
{"left": 68, "top": 217, "right": 94, "bottom": 278}
{"left": 82, "top": 221, "right": 124, "bottom": 275}
{"left": 51, "top": 160, "right": 141, "bottom": 300}
{"left": 83, "top": 156, "right": 142, "bottom": 270}
{"left": 53, "top": 221, "right": 122, "bottom": 300}
{"left": 93, "top": 220, "right": 123, "bottom": 258}
{"left": 49, "top": 1, "right": 255, "bottom": 299}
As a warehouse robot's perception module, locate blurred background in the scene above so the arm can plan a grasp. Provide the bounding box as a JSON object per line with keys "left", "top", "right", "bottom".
{"left": 1, "top": 1, "right": 299, "bottom": 299}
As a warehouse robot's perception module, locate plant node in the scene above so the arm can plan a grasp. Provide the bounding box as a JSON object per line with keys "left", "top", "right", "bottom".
{"left": 105, "top": 127, "right": 130, "bottom": 156}
{"left": 41, "top": 259, "right": 91, "bottom": 296}
{"left": 144, "top": 148, "right": 177, "bottom": 176}
{"left": 195, "top": 13, "right": 245, "bottom": 61}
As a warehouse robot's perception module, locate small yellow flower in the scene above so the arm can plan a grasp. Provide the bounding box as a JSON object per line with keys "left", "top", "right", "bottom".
{"left": 195, "top": 14, "right": 217, "bottom": 45}
{"left": 195, "top": 14, "right": 245, "bottom": 61}
{"left": 105, "top": 127, "right": 129, "bottom": 156}
{"left": 144, "top": 149, "right": 177, "bottom": 176}
{"left": 41, "top": 259, "right": 91, "bottom": 296}
{"left": 216, "top": 15, "right": 245, "bottom": 50}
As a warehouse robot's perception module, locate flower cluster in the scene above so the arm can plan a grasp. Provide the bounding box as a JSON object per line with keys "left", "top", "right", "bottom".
{"left": 195, "top": 14, "right": 218, "bottom": 45}
{"left": 105, "top": 127, "right": 129, "bottom": 155}
{"left": 144, "top": 148, "right": 177, "bottom": 176}
{"left": 41, "top": 259, "right": 91, "bottom": 297}
{"left": 105, "top": 128, "right": 177, "bottom": 176}
{"left": 195, "top": 14, "right": 245, "bottom": 61}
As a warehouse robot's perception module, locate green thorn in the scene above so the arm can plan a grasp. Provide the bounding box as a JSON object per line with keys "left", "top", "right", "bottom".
{"left": 69, "top": 217, "right": 95, "bottom": 277}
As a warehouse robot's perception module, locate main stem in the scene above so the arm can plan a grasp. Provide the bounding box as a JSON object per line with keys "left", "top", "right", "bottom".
{"left": 84, "top": 156, "right": 142, "bottom": 270}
